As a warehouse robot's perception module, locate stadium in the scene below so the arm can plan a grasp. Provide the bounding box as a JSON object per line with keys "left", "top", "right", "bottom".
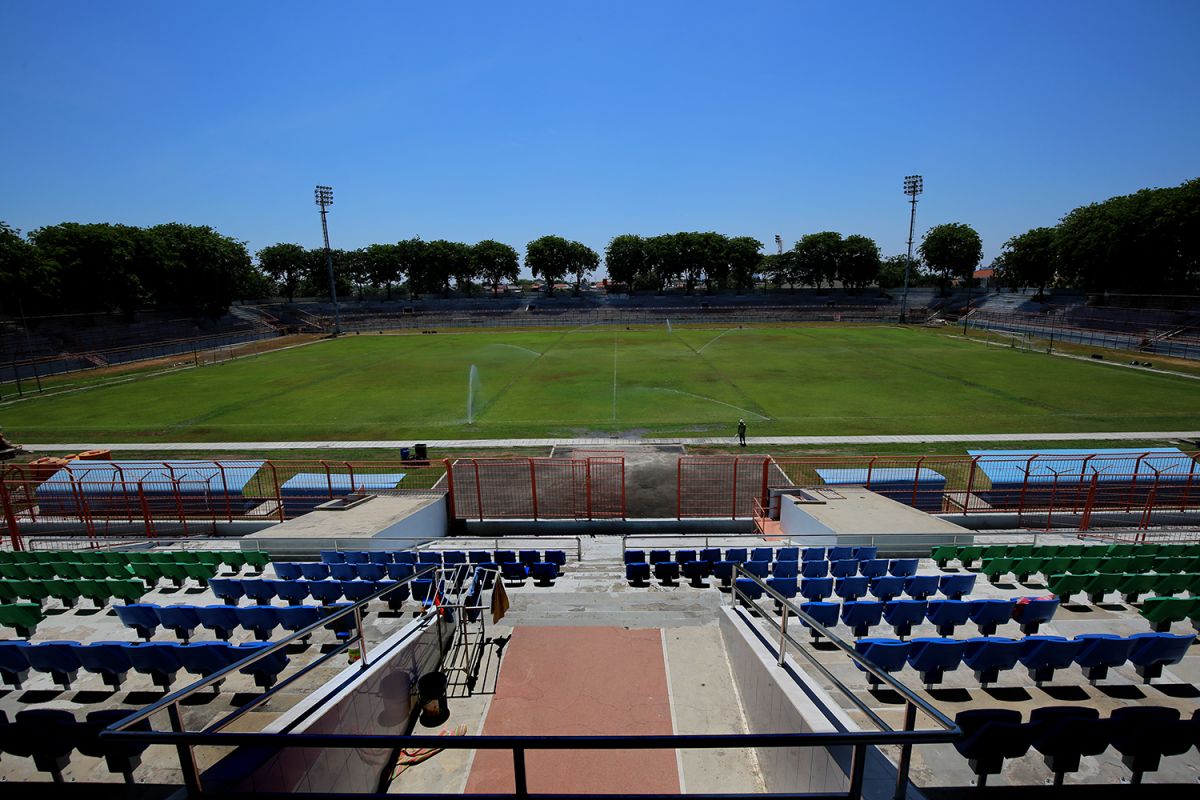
{"left": 3, "top": 4, "right": 1200, "bottom": 800}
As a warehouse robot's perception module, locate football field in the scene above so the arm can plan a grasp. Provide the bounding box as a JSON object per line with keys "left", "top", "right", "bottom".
{"left": 3, "top": 325, "right": 1198, "bottom": 443}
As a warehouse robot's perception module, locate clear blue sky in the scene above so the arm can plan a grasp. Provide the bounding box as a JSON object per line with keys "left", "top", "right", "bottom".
{"left": 3, "top": 1, "right": 1198, "bottom": 274}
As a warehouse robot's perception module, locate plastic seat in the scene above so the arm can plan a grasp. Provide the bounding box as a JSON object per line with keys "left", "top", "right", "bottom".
{"left": 501, "top": 562, "right": 528, "bottom": 584}
{"left": 853, "top": 546, "right": 878, "bottom": 561}
{"left": 329, "top": 563, "right": 358, "bottom": 581}
{"left": 744, "top": 560, "right": 770, "bottom": 579}
{"left": 1127, "top": 631, "right": 1195, "bottom": 682}
{"left": 1028, "top": 706, "right": 1109, "bottom": 786}
{"left": 675, "top": 549, "right": 697, "bottom": 564}
{"left": 79, "top": 708, "right": 152, "bottom": 782}
{"left": 127, "top": 642, "right": 183, "bottom": 690}
{"left": 859, "top": 559, "right": 889, "bottom": 579}
{"left": 799, "top": 601, "right": 839, "bottom": 639}
{"left": 242, "top": 579, "right": 277, "bottom": 605}
{"left": 0, "top": 641, "right": 31, "bottom": 688}
{"left": 938, "top": 573, "right": 976, "bottom": 601}
{"left": 304, "top": 580, "right": 343, "bottom": 605}
{"left": 734, "top": 577, "right": 763, "bottom": 605}
{"left": 681, "top": 560, "right": 709, "bottom": 587}
{"left": 178, "top": 642, "right": 238, "bottom": 687}
{"left": 236, "top": 642, "right": 290, "bottom": 689}
{"left": 888, "top": 558, "right": 919, "bottom": 577}
{"left": 1117, "top": 572, "right": 1159, "bottom": 604}
{"left": 724, "top": 548, "right": 748, "bottom": 563}
{"left": 420, "top": 551, "right": 446, "bottom": 565}
{"left": 926, "top": 599, "right": 972, "bottom": 636}
{"left": 265, "top": 580, "right": 306, "bottom": 606}
{"left": 343, "top": 551, "right": 369, "bottom": 565}
{"left": 1139, "top": 596, "right": 1198, "bottom": 631}
{"left": 930, "top": 545, "right": 958, "bottom": 569}
{"left": 469, "top": 550, "right": 492, "bottom": 565}
{"left": 340, "top": 581, "right": 377, "bottom": 603}
{"left": 828, "top": 546, "right": 854, "bottom": 561}
{"left": 114, "top": 603, "right": 161, "bottom": 640}
{"left": 272, "top": 562, "right": 302, "bottom": 581}
{"left": 9, "top": 709, "right": 79, "bottom": 781}
{"left": 355, "top": 564, "right": 386, "bottom": 582}
{"left": 799, "top": 560, "right": 827, "bottom": 578}
{"left": 624, "top": 550, "right": 646, "bottom": 564}
{"left": 968, "top": 598, "right": 1017, "bottom": 636}
{"left": 276, "top": 606, "right": 322, "bottom": 637}
{"left": 106, "top": 579, "right": 146, "bottom": 604}
{"left": 800, "top": 577, "right": 834, "bottom": 602}
{"left": 1082, "top": 572, "right": 1123, "bottom": 605}
{"left": 751, "top": 547, "right": 773, "bottom": 563}
{"left": 883, "top": 599, "right": 927, "bottom": 638}
{"left": 773, "top": 561, "right": 799, "bottom": 579}
{"left": 1072, "top": 633, "right": 1135, "bottom": 682}
{"left": 649, "top": 549, "right": 671, "bottom": 564}
{"left": 386, "top": 563, "right": 415, "bottom": 581}
{"left": 699, "top": 548, "right": 722, "bottom": 564}
{"left": 980, "top": 557, "right": 1016, "bottom": 583}
{"left": 410, "top": 579, "right": 432, "bottom": 603}
{"left": 25, "top": 641, "right": 82, "bottom": 689}
{"left": 380, "top": 581, "right": 411, "bottom": 612}
{"left": 962, "top": 636, "right": 1022, "bottom": 687}
{"left": 835, "top": 576, "right": 869, "bottom": 602}
{"left": 198, "top": 605, "right": 241, "bottom": 640}
{"left": 236, "top": 605, "right": 281, "bottom": 641}
{"left": 45, "top": 578, "right": 82, "bottom": 609}
{"left": 626, "top": 563, "right": 651, "bottom": 586}
{"left": 298, "top": 563, "right": 331, "bottom": 581}
{"left": 801, "top": 547, "right": 824, "bottom": 562}
{"left": 393, "top": 551, "right": 417, "bottom": 564}
{"left": 1019, "top": 635, "right": 1083, "bottom": 685}
{"left": 1110, "top": 706, "right": 1189, "bottom": 784}
{"left": 841, "top": 600, "right": 884, "bottom": 638}
{"left": 530, "top": 562, "right": 559, "bottom": 586}
{"left": 654, "top": 562, "right": 680, "bottom": 585}
{"left": 907, "top": 637, "right": 965, "bottom": 688}
{"left": 869, "top": 576, "right": 905, "bottom": 602}
{"left": 854, "top": 638, "right": 910, "bottom": 687}
{"left": 155, "top": 605, "right": 202, "bottom": 643}
{"left": 904, "top": 575, "right": 941, "bottom": 601}
{"left": 1014, "top": 597, "right": 1060, "bottom": 635}
{"left": 830, "top": 559, "right": 859, "bottom": 578}
{"left": 778, "top": 547, "right": 800, "bottom": 561}
{"left": 319, "top": 550, "right": 345, "bottom": 563}
{"left": 210, "top": 578, "right": 245, "bottom": 605}
{"left": 766, "top": 576, "right": 798, "bottom": 601}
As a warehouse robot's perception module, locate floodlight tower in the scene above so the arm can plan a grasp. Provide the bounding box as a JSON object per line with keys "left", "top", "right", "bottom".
{"left": 774, "top": 234, "right": 783, "bottom": 256}
{"left": 314, "top": 184, "right": 342, "bottom": 335}
{"left": 899, "top": 174, "right": 923, "bottom": 324}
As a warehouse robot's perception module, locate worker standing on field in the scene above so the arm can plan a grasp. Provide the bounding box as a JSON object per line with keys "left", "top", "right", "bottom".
{"left": 737, "top": 419, "right": 747, "bottom": 447}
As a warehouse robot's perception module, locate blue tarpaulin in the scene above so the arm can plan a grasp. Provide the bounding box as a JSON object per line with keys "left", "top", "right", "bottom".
{"left": 278, "top": 472, "right": 406, "bottom": 513}
{"left": 37, "top": 460, "right": 265, "bottom": 515}
{"left": 816, "top": 467, "right": 946, "bottom": 512}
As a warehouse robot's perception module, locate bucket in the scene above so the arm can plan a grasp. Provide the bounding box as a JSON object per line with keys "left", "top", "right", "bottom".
{"left": 75, "top": 449, "right": 112, "bottom": 461}
{"left": 416, "top": 671, "right": 449, "bottom": 726}
{"left": 400, "top": 447, "right": 411, "bottom": 461}
{"left": 414, "top": 443, "right": 428, "bottom": 460}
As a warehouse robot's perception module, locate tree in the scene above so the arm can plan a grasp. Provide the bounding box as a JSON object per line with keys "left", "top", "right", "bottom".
{"left": 424, "top": 239, "right": 471, "bottom": 297}
{"left": 762, "top": 251, "right": 797, "bottom": 290}
{"left": 304, "top": 247, "right": 352, "bottom": 300}
{"left": 395, "top": 237, "right": 428, "bottom": 299}
{"left": 877, "top": 255, "right": 916, "bottom": 289}
{"left": 566, "top": 240, "right": 600, "bottom": 295}
{"left": 257, "top": 242, "right": 308, "bottom": 301}
{"left": 998, "top": 227, "right": 1057, "bottom": 297}
{"left": 147, "top": 223, "right": 253, "bottom": 317}
{"left": 362, "top": 243, "right": 404, "bottom": 300}
{"left": 918, "top": 222, "right": 983, "bottom": 293}
{"left": 30, "top": 222, "right": 155, "bottom": 314}
{"left": 792, "top": 231, "right": 842, "bottom": 288}
{"left": 525, "top": 235, "right": 572, "bottom": 295}
{"left": 838, "top": 235, "right": 881, "bottom": 289}
{"left": 471, "top": 239, "right": 519, "bottom": 296}
{"left": 644, "top": 234, "right": 682, "bottom": 294}
{"left": 343, "top": 248, "right": 374, "bottom": 300}
{"left": 604, "top": 234, "right": 647, "bottom": 293}
{"left": 696, "top": 232, "right": 730, "bottom": 293}
{"left": 725, "top": 236, "right": 763, "bottom": 294}
{"left": 0, "top": 222, "right": 58, "bottom": 315}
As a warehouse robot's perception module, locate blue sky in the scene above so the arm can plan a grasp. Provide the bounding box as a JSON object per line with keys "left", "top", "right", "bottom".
{"left": 2, "top": 1, "right": 1198, "bottom": 274}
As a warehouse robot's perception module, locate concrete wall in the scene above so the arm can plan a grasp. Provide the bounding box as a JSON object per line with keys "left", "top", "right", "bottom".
{"left": 223, "top": 612, "right": 452, "bottom": 794}
{"left": 377, "top": 494, "right": 448, "bottom": 541}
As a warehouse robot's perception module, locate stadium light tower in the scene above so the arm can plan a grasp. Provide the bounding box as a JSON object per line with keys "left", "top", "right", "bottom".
{"left": 899, "top": 174, "right": 923, "bottom": 324}
{"left": 314, "top": 184, "right": 342, "bottom": 335}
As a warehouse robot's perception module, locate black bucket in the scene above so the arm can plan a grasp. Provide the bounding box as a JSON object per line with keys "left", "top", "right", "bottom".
{"left": 416, "top": 671, "right": 449, "bottom": 727}
{"left": 414, "top": 443, "right": 428, "bottom": 460}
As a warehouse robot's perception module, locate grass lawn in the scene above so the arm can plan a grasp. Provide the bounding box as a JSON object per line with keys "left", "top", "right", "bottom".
{"left": 3, "top": 325, "right": 1198, "bottom": 443}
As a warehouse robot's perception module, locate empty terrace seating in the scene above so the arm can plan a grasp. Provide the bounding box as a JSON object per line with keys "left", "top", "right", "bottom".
{"left": 0, "top": 708, "right": 154, "bottom": 783}
{"left": 1048, "top": 571, "right": 1200, "bottom": 606}
{"left": 932, "top": 542, "right": 1200, "bottom": 578}
{"left": 315, "top": 548, "right": 568, "bottom": 570}
{"left": 114, "top": 603, "right": 330, "bottom": 642}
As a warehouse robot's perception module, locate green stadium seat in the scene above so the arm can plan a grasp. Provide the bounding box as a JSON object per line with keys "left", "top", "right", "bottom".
{"left": 77, "top": 579, "right": 113, "bottom": 607}
{"left": 1011, "top": 557, "right": 1045, "bottom": 583}
{"left": 1153, "top": 556, "right": 1188, "bottom": 573}
{"left": 54, "top": 562, "right": 84, "bottom": 580}
{"left": 1155, "top": 573, "right": 1195, "bottom": 596}
{"left": 1048, "top": 573, "right": 1093, "bottom": 604}
{"left": 11, "top": 552, "right": 38, "bottom": 563}
{"left": 0, "top": 564, "right": 24, "bottom": 580}
{"left": 130, "top": 563, "right": 163, "bottom": 589}
{"left": 1069, "top": 556, "right": 1103, "bottom": 573}
{"left": 75, "top": 562, "right": 109, "bottom": 580}
{"left": 1139, "top": 597, "right": 1200, "bottom": 632}
{"left": 182, "top": 563, "right": 217, "bottom": 587}
{"left": 0, "top": 603, "right": 45, "bottom": 638}
{"left": 105, "top": 579, "right": 145, "bottom": 604}
{"left": 74, "top": 551, "right": 104, "bottom": 565}
{"left": 1104, "top": 544, "right": 1136, "bottom": 557}
{"left": 1039, "top": 557, "right": 1073, "bottom": 580}
{"left": 1136, "top": 543, "right": 1161, "bottom": 556}
{"left": 157, "top": 563, "right": 189, "bottom": 589}
{"left": 0, "top": 551, "right": 14, "bottom": 563}
{"left": 1157, "top": 544, "right": 1187, "bottom": 558}
{"left": 100, "top": 563, "right": 133, "bottom": 580}
{"left": 1030, "top": 545, "right": 1060, "bottom": 559}
{"left": 957, "top": 546, "right": 984, "bottom": 568}
{"left": 243, "top": 551, "right": 270, "bottom": 573}
{"left": 1182, "top": 556, "right": 1200, "bottom": 573}
{"left": 125, "top": 552, "right": 152, "bottom": 564}
{"left": 931, "top": 546, "right": 958, "bottom": 568}
{"left": 32, "top": 552, "right": 64, "bottom": 564}
{"left": 1104, "top": 557, "right": 1134, "bottom": 574}
{"left": 1082, "top": 573, "right": 1124, "bottom": 605}
{"left": 220, "top": 550, "right": 248, "bottom": 571}
{"left": 981, "top": 558, "right": 1016, "bottom": 583}
{"left": 172, "top": 551, "right": 199, "bottom": 565}
{"left": 981, "top": 545, "right": 1009, "bottom": 560}
{"left": 99, "top": 552, "right": 127, "bottom": 565}
{"left": 196, "top": 552, "right": 225, "bottom": 572}
{"left": 1118, "top": 573, "right": 1161, "bottom": 604}
{"left": 148, "top": 552, "right": 175, "bottom": 566}
{"left": 1130, "top": 554, "right": 1158, "bottom": 573}
{"left": 0, "top": 581, "right": 18, "bottom": 602}
{"left": 11, "top": 579, "right": 51, "bottom": 605}
{"left": 44, "top": 578, "right": 82, "bottom": 608}
{"left": 1007, "top": 544, "right": 1035, "bottom": 559}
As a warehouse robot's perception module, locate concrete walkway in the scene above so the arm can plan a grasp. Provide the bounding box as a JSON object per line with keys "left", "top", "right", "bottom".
{"left": 21, "top": 430, "right": 1200, "bottom": 451}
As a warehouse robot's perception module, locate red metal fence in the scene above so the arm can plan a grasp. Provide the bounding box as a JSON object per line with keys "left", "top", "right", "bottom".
{"left": 446, "top": 456, "right": 625, "bottom": 521}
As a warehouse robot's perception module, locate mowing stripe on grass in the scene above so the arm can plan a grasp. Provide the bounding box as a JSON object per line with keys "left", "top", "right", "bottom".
{"left": 696, "top": 327, "right": 741, "bottom": 353}
{"left": 653, "top": 388, "right": 769, "bottom": 421}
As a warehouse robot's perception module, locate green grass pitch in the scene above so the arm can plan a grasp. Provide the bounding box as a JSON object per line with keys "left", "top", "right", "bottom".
{"left": 3, "top": 325, "right": 1198, "bottom": 443}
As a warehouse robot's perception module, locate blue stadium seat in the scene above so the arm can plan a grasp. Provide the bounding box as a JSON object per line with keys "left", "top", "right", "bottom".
{"left": 320, "top": 550, "right": 345, "bottom": 564}
{"left": 198, "top": 605, "right": 240, "bottom": 640}
{"left": 178, "top": 642, "right": 237, "bottom": 683}
{"left": 393, "top": 551, "right": 417, "bottom": 564}
{"left": 752, "top": 547, "right": 773, "bottom": 563}
{"left": 1110, "top": 706, "right": 1191, "bottom": 783}
{"left": 344, "top": 551, "right": 369, "bottom": 565}
{"left": 0, "top": 641, "right": 31, "bottom": 688}
{"left": 272, "top": 562, "right": 302, "bottom": 581}
{"left": 712, "top": 561, "right": 736, "bottom": 588}
{"left": 115, "top": 603, "right": 161, "bottom": 640}
{"left": 353, "top": 564, "right": 386, "bottom": 582}
{"left": 79, "top": 708, "right": 153, "bottom": 782}
{"left": 242, "top": 579, "right": 277, "bottom": 605}
{"left": 841, "top": 600, "right": 884, "bottom": 637}
{"left": 830, "top": 559, "right": 859, "bottom": 578}
{"left": 624, "top": 550, "right": 646, "bottom": 564}
{"left": 1127, "top": 632, "right": 1195, "bottom": 683}
{"left": 938, "top": 573, "right": 976, "bottom": 601}
{"left": 236, "top": 605, "right": 281, "bottom": 641}
{"left": 954, "top": 709, "right": 1030, "bottom": 787}
{"left": 699, "top": 548, "right": 722, "bottom": 564}
{"left": 681, "top": 560, "right": 709, "bottom": 587}
{"left": 835, "top": 576, "right": 869, "bottom": 602}
{"left": 883, "top": 599, "right": 927, "bottom": 639}
{"left": 908, "top": 637, "right": 966, "bottom": 687}
{"left": 236, "top": 642, "right": 290, "bottom": 689}
{"left": 155, "top": 605, "right": 202, "bottom": 643}
{"left": 1014, "top": 598, "right": 1060, "bottom": 635}
{"left": 329, "top": 563, "right": 358, "bottom": 581}
{"left": 800, "top": 560, "right": 828, "bottom": 578}
{"left": 545, "top": 550, "right": 567, "bottom": 567}
{"left": 209, "top": 578, "right": 245, "bottom": 605}
{"left": 306, "top": 580, "right": 344, "bottom": 605}
{"left": 1028, "top": 706, "right": 1109, "bottom": 785}
{"left": 380, "top": 581, "right": 410, "bottom": 612}
{"left": 654, "top": 562, "right": 680, "bottom": 585}
{"left": 469, "top": 550, "right": 492, "bottom": 565}
{"left": 801, "top": 547, "right": 825, "bottom": 562}
{"left": 968, "top": 598, "right": 1017, "bottom": 636}
{"left": 1072, "top": 633, "right": 1135, "bottom": 683}
{"left": 800, "top": 577, "right": 834, "bottom": 602}
{"left": 368, "top": 551, "right": 392, "bottom": 564}
{"left": 626, "top": 562, "right": 651, "bottom": 586}
{"left": 1019, "top": 635, "right": 1083, "bottom": 685}
{"left": 828, "top": 546, "right": 854, "bottom": 561}
{"left": 276, "top": 605, "right": 322, "bottom": 637}
{"left": 78, "top": 641, "right": 135, "bottom": 689}
{"left": 859, "top": 559, "right": 889, "bottom": 579}
{"left": 734, "top": 577, "right": 763, "bottom": 605}
{"left": 854, "top": 638, "right": 910, "bottom": 687}
{"left": 26, "top": 641, "right": 82, "bottom": 689}
{"left": 926, "top": 599, "right": 973, "bottom": 636}
{"left": 869, "top": 576, "right": 905, "bottom": 602}
{"left": 127, "top": 642, "right": 183, "bottom": 690}
{"left": 725, "top": 548, "right": 748, "bottom": 563}
{"left": 777, "top": 547, "right": 800, "bottom": 561}
{"left": 962, "top": 636, "right": 1023, "bottom": 687}
{"left": 386, "top": 563, "right": 415, "bottom": 581}
{"left": 298, "top": 562, "right": 331, "bottom": 581}
{"left": 649, "top": 549, "right": 671, "bottom": 564}
{"left": 518, "top": 550, "right": 540, "bottom": 566}
{"left": 9, "top": 709, "right": 78, "bottom": 781}
{"left": 272, "top": 580, "right": 311, "bottom": 606}
{"left": 501, "top": 562, "right": 528, "bottom": 584}
{"left": 410, "top": 579, "right": 432, "bottom": 604}
{"left": 799, "top": 601, "right": 840, "bottom": 640}
{"left": 530, "top": 562, "right": 559, "bottom": 586}
{"left": 853, "top": 546, "right": 878, "bottom": 561}
{"left": 904, "top": 575, "right": 941, "bottom": 601}
{"left": 321, "top": 603, "right": 356, "bottom": 638}
{"left": 475, "top": 564, "right": 499, "bottom": 591}
{"left": 340, "top": 581, "right": 377, "bottom": 603}
{"left": 773, "top": 561, "right": 798, "bottom": 579}
{"left": 421, "top": 551, "right": 446, "bottom": 565}
{"left": 744, "top": 560, "right": 771, "bottom": 579}
{"left": 888, "top": 558, "right": 919, "bottom": 577}
{"left": 675, "top": 549, "right": 698, "bottom": 564}
{"left": 766, "top": 576, "right": 798, "bottom": 602}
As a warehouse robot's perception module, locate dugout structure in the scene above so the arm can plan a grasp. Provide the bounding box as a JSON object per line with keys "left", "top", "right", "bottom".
{"left": 35, "top": 460, "right": 264, "bottom": 517}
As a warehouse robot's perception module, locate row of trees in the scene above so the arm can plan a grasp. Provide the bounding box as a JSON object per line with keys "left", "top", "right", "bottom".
{"left": 0, "top": 221, "right": 265, "bottom": 317}
{"left": 994, "top": 178, "right": 1199, "bottom": 296}
{"left": 604, "top": 232, "right": 764, "bottom": 294}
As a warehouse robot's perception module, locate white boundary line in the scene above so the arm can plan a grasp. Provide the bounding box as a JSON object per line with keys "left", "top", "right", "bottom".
{"left": 660, "top": 628, "right": 687, "bottom": 794}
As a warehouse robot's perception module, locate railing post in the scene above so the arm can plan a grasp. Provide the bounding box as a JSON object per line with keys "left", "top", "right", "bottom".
{"left": 0, "top": 479, "right": 23, "bottom": 551}
{"left": 443, "top": 459, "right": 457, "bottom": 520}
{"left": 138, "top": 481, "right": 156, "bottom": 538}
{"left": 676, "top": 458, "right": 683, "bottom": 520}
{"left": 778, "top": 605, "right": 789, "bottom": 666}
{"left": 168, "top": 701, "right": 202, "bottom": 797}
{"left": 963, "top": 456, "right": 979, "bottom": 515}
{"left": 731, "top": 457, "right": 740, "bottom": 520}
{"left": 473, "top": 460, "right": 484, "bottom": 522}
{"left": 585, "top": 458, "right": 592, "bottom": 522}
{"left": 848, "top": 742, "right": 867, "bottom": 799}
{"left": 621, "top": 457, "right": 627, "bottom": 520}
{"left": 529, "top": 459, "right": 539, "bottom": 521}
{"left": 512, "top": 747, "right": 528, "bottom": 796}
{"left": 761, "top": 456, "right": 771, "bottom": 511}
{"left": 893, "top": 701, "right": 918, "bottom": 800}
{"left": 353, "top": 605, "right": 369, "bottom": 667}
{"left": 911, "top": 456, "right": 926, "bottom": 508}
{"left": 266, "top": 461, "right": 285, "bottom": 522}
